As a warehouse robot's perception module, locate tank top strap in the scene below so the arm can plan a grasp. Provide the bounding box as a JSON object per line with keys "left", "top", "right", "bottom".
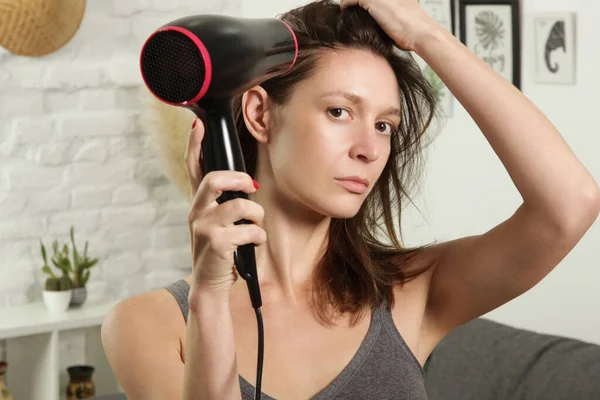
{"left": 165, "top": 279, "right": 191, "bottom": 323}
{"left": 379, "top": 297, "right": 425, "bottom": 377}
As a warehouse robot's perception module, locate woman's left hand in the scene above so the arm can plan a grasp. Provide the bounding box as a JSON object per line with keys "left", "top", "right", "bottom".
{"left": 339, "top": 0, "right": 441, "bottom": 52}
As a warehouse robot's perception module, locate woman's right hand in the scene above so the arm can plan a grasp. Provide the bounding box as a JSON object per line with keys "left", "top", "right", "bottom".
{"left": 185, "top": 117, "right": 267, "bottom": 295}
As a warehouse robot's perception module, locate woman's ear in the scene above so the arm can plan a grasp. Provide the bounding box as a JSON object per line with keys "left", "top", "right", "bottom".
{"left": 242, "top": 86, "right": 273, "bottom": 144}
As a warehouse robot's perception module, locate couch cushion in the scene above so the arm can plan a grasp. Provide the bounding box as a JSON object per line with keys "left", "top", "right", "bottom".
{"left": 424, "top": 318, "right": 600, "bottom": 400}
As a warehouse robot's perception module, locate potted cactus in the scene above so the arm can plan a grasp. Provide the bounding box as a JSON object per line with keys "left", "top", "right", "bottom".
{"left": 40, "top": 239, "right": 73, "bottom": 314}
{"left": 39, "top": 226, "right": 99, "bottom": 311}
{"left": 68, "top": 226, "right": 98, "bottom": 308}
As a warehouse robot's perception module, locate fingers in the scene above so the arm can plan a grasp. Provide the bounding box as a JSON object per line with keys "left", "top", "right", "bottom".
{"left": 339, "top": 0, "right": 360, "bottom": 11}
{"left": 213, "top": 223, "right": 268, "bottom": 251}
{"left": 184, "top": 117, "right": 205, "bottom": 196}
{"left": 211, "top": 197, "right": 265, "bottom": 228}
{"left": 189, "top": 171, "right": 258, "bottom": 219}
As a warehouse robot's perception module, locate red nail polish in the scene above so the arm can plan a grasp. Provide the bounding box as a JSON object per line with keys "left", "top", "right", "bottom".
{"left": 252, "top": 179, "right": 260, "bottom": 190}
{"left": 192, "top": 119, "right": 197, "bottom": 129}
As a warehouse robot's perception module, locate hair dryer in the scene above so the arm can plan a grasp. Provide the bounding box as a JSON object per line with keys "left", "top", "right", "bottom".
{"left": 139, "top": 15, "right": 298, "bottom": 312}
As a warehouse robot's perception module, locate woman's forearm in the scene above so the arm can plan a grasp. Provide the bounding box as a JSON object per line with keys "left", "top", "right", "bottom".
{"left": 183, "top": 289, "right": 242, "bottom": 400}
{"left": 414, "top": 28, "right": 600, "bottom": 226}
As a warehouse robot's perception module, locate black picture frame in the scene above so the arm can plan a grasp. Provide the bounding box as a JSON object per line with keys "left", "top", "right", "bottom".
{"left": 459, "top": 0, "right": 521, "bottom": 89}
{"left": 450, "top": 0, "right": 457, "bottom": 36}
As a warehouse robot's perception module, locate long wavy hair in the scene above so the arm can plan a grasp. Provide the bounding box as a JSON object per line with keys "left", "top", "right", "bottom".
{"left": 230, "top": 0, "right": 441, "bottom": 327}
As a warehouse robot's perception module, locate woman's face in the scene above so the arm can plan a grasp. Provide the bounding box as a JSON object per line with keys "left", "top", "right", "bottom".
{"left": 264, "top": 48, "right": 401, "bottom": 219}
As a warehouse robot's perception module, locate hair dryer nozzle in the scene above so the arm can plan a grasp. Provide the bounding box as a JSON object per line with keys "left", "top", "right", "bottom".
{"left": 140, "top": 27, "right": 211, "bottom": 105}
{"left": 140, "top": 15, "right": 298, "bottom": 106}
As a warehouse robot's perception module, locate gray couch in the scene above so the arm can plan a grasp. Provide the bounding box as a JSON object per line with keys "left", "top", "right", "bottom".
{"left": 94, "top": 318, "right": 600, "bottom": 399}
{"left": 424, "top": 318, "right": 600, "bottom": 400}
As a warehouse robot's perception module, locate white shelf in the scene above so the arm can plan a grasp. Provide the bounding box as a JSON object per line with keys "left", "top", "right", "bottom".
{"left": 0, "top": 296, "right": 120, "bottom": 340}
{"left": 0, "top": 296, "right": 124, "bottom": 400}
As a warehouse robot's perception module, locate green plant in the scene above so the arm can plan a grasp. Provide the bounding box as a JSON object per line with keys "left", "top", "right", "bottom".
{"left": 423, "top": 65, "right": 447, "bottom": 102}
{"left": 69, "top": 226, "right": 98, "bottom": 288}
{"left": 40, "top": 226, "right": 99, "bottom": 291}
{"left": 40, "top": 239, "right": 74, "bottom": 291}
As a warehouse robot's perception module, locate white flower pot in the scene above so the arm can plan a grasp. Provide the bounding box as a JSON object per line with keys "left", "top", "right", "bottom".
{"left": 42, "top": 290, "right": 73, "bottom": 314}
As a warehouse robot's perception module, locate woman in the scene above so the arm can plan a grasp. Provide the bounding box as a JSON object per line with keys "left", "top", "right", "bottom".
{"left": 101, "top": 1, "right": 600, "bottom": 399}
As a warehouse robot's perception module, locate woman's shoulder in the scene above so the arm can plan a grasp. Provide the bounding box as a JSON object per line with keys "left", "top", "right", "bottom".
{"left": 390, "top": 244, "right": 437, "bottom": 297}
{"left": 108, "top": 287, "right": 183, "bottom": 320}
{"left": 102, "top": 286, "right": 187, "bottom": 353}
{"left": 100, "top": 287, "right": 189, "bottom": 397}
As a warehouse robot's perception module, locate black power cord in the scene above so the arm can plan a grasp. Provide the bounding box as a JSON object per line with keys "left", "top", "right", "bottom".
{"left": 254, "top": 307, "right": 264, "bottom": 400}
{"left": 233, "top": 242, "right": 264, "bottom": 399}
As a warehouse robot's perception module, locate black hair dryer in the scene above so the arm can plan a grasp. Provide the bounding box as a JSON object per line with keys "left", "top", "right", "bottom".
{"left": 140, "top": 15, "right": 299, "bottom": 309}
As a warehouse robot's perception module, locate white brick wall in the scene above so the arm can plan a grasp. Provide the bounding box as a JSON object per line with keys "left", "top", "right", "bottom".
{"left": 0, "top": 0, "right": 242, "bottom": 393}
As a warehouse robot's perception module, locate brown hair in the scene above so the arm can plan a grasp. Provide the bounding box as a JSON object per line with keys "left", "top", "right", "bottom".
{"left": 233, "top": 0, "right": 440, "bottom": 327}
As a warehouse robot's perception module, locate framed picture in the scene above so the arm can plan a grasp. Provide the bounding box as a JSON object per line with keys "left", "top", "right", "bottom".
{"left": 459, "top": 0, "right": 521, "bottom": 89}
{"left": 533, "top": 12, "right": 576, "bottom": 85}
{"left": 418, "top": 0, "right": 457, "bottom": 117}
{"left": 420, "top": 0, "right": 457, "bottom": 35}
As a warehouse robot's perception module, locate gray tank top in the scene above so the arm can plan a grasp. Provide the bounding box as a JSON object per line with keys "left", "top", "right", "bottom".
{"left": 165, "top": 279, "right": 428, "bottom": 399}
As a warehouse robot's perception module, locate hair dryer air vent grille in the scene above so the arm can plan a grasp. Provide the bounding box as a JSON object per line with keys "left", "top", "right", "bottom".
{"left": 141, "top": 30, "right": 206, "bottom": 104}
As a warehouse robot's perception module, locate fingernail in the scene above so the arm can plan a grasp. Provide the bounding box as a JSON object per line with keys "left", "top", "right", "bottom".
{"left": 252, "top": 179, "right": 260, "bottom": 190}
{"left": 192, "top": 119, "right": 197, "bottom": 129}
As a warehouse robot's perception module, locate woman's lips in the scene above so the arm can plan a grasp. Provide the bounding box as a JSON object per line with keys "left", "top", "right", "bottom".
{"left": 335, "top": 178, "right": 368, "bottom": 194}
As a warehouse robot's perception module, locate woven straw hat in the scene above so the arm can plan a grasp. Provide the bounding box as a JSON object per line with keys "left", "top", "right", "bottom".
{"left": 0, "top": 0, "right": 86, "bottom": 57}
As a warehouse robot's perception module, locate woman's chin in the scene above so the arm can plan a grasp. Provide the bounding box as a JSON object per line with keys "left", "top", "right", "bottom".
{"left": 318, "top": 199, "right": 363, "bottom": 219}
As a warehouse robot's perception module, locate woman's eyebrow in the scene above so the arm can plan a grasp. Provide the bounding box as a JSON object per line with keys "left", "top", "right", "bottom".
{"left": 318, "top": 90, "right": 401, "bottom": 117}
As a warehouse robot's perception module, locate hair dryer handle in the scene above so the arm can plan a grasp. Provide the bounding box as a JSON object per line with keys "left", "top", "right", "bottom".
{"left": 197, "top": 98, "right": 263, "bottom": 309}
{"left": 234, "top": 241, "right": 262, "bottom": 309}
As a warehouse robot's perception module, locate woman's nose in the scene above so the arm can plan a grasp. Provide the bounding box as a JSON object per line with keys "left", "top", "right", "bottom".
{"left": 349, "top": 129, "right": 380, "bottom": 162}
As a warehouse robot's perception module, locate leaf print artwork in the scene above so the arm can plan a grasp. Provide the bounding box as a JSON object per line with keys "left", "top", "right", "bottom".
{"left": 473, "top": 11, "right": 506, "bottom": 73}
{"left": 544, "top": 21, "right": 566, "bottom": 73}
{"left": 533, "top": 12, "right": 576, "bottom": 84}
{"left": 475, "top": 11, "right": 505, "bottom": 52}
{"left": 460, "top": 2, "right": 520, "bottom": 88}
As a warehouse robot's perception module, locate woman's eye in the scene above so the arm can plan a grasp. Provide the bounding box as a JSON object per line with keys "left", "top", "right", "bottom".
{"left": 328, "top": 108, "right": 350, "bottom": 119}
{"left": 376, "top": 122, "right": 395, "bottom": 135}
